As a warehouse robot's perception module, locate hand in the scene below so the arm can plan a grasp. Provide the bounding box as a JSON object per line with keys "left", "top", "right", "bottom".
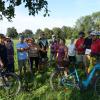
{"left": 63, "top": 57, "right": 67, "bottom": 61}
{"left": 0, "top": 60, "right": 4, "bottom": 68}
{"left": 20, "top": 48, "right": 25, "bottom": 52}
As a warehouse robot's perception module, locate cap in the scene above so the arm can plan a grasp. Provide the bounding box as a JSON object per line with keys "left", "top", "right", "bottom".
{"left": 19, "top": 35, "right": 24, "bottom": 39}
{"left": 79, "top": 31, "right": 85, "bottom": 35}
{"left": 0, "top": 34, "right": 5, "bottom": 38}
{"left": 97, "top": 32, "right": 100, "bottom": 36}
{"left": 90, "top": 31, "right": 97, "bottom": 35}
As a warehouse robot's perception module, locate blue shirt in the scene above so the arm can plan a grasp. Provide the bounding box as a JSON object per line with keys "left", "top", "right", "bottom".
{"left": 16, "top": 42, "right": 28, "bottom": 60}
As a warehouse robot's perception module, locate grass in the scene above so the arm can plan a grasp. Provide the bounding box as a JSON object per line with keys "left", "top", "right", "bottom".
{"left": 0, "top": 39, "right": 100, "bottom": 100}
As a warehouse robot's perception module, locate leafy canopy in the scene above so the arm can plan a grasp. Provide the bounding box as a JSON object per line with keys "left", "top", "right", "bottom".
{"left": 0, "top": 0, "right": 49, "bottom": 21}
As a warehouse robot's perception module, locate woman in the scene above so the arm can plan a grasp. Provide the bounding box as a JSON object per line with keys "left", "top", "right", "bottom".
{"left": 56, "top": 39, "right": 69, "bottom": 77}
{"left": 5, "top": 37, "right": 14, "bottom": 73}
{"left": 28, "top": 38, "right": 40, "bottom": 73}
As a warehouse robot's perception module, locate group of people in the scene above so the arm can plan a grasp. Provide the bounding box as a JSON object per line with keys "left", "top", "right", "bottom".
{"left": 0, "top": 30, "right": 100, "bottom": 83}
{"left": 49, "top": 31, "right": 100, "bottom": 76}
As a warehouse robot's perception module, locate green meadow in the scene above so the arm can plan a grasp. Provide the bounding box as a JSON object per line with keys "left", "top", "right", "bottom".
{"left": 0, "top": 39, "right": 99, "bottom": 100}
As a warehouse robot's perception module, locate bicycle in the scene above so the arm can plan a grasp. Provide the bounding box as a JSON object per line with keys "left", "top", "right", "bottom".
{"left": 50, "top": 62, "right": 100, "bottom": 95}
{"left": 0, "top": 68, "right": 21, "bottom": 98}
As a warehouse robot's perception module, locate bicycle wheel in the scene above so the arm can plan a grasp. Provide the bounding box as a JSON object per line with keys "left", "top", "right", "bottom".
{"left": 95, "top": 76, "right": 100, "bottom": 95}
{"left": 62, "top": 74, "right": 77, "bottom": 89}
{"left": 50, "top": 70, "right": 65, "bottom": 91}
{"left": 0, "top": 72, "right": 21, "bottom": 97}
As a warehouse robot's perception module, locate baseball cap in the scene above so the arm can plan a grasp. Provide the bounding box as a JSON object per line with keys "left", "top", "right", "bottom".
{"left": 19, "top": 35, "right": 24, "bottom": 39}
{"left": 90, "top": 31, "right": 97, "bottom": 35}
{"left": 0, "top": 34, "right": 5, "bottom": 38}
{"left": 79, "top": 31, "right": 85, "bottom": 35}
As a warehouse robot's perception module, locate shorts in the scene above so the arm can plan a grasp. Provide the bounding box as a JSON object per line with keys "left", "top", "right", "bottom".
{"left": 76, "top": 54, "right": 85, "bottom": 63}
{"left": 18, "top": 59, "right": 27, "bottom": 71}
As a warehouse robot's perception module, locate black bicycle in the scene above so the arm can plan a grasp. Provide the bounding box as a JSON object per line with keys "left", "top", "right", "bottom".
{"left": 0, "top": 68, "right": 21, "bottom": 98}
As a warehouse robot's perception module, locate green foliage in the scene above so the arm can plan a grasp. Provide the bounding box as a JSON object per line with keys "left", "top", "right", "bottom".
{"left": 35, "top": 29, "right": 43, "bottom": 39}
{"left": 0, "top": 0, "right": 49, "bottom": 21}
{"left": 6, "top": 27, "right": 18, "bottom": 38}
{"left": 0, "top": 39, "right": 99, "bottom": 100}
{"left": 75, "top": 11, "right": 100, "bottom": 33}
{"left": 20, "top": 29, "right": 33, "bottom": 38}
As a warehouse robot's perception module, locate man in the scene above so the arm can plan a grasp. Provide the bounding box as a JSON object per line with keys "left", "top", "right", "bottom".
{"left": 0, "top": 34, "right": 8, "bottom": 69}
{"left": 83, "top": 31, "right": 92, "bottom": 74}
{"left": 88, "top": 31, "right": 100, "bottom": 73}
{"left": 38, "top": 33, "right": 48, "bottom": 70}
{"left": 16, "top": 35, "right": 29, "bottom": 83}
{"left": 50, "top": 35, "right": 57, "bottom": 61}
{"left": 38, "top": 33, "right": 48, "bottom": 60}
{"left": 75, "top": 31, "right": 85, "bottom": 68}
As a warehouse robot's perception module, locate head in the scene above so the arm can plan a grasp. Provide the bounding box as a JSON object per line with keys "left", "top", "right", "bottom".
{"left": 52, "top": 35, "right": 56, "bottom": 41}
{"left": 90, "top": 31, "right": 97, "bottom": 41}
{"left": 19, "top": 35, "right": 24, "bottom": 43}
{"left": 0, "top": 34, "right": 5, "bottom": 44}
{"left": 32, "top": 38, "right": 35, "bottom": 43}
{"left": 40, "top": 32, "right": 45, "bottom": 39}
{"left": 79, "top": 31, "right": 85, "bottom": 38}
{"left": 87, "top": 30, "right": 92, "bottom": 37}
{"left": 60, "top": 39, "right": 65, "bottom": 45}
{"left": 71, "top": 38, "right": 75, "bottom": 44}
{"left": 5, "top": 37, "right": 12, "bottom": 47}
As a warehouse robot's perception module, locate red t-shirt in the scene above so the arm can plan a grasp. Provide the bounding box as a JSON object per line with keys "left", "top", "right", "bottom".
{"left": 75, "top": 37, "right": 85, "bottom": 54}
{"left": 91, "top": 39, "right": 100, "bottom": 54}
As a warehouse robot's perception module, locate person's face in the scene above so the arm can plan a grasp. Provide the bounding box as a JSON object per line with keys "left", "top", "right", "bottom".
{"left": 19, "top": 38, "right": 24, "bottom": 43}
{"left": 60, "top": 39, "right": 64, "bottom": 45}
{"left": 52, "top": 36, "right": 56, "bottom": 41}
{"left": 71, "top": 39, "right": 74, "bottom": 43}
{"left": 40, "top": 34, "right": 45, "bottom": 39}
{"left": 0, "top": 37, "right": 5, "bottom": 44}
{"left": 91, "top": 35, "right": 97, "bottom": 41}
{"left": 79, "top": 34, "right": 84, "bottom": 38}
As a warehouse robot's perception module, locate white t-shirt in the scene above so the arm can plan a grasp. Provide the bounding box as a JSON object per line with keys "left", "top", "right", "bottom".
{"left": 68, "top": 43, "right": 76, "bottom": 56}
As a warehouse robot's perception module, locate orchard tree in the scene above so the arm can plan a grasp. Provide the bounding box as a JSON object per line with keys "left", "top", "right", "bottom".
{"left": 0, "top": 0, "right": 49, "bottom": 21}
{"left": 6, "top": 27, "right": 18, "bottom": 38}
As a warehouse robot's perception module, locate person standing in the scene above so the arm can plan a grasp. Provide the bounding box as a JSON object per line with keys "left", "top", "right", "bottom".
{"left": 83, "top": 31, "right": 92, "bottom": 74}
{"left": 5, "top": 37, "right": 15, "bottom": 73}
{"left": 0, "top": 34, "right": 8, "bottom": 69}
{"left": 16, "top": 35, "right": 29, "bottom": 84}
{"left": 56, "top": 39, "right": 69, "bottom": 77}
{"left": 68, "top": 38, "right": 76, "bottom": 64}
{"left": 75, "top": 32, "right": 85, "bottom": 69}
{"left": 28, "top": 38, "right": 39, "bottom": 74}
{"left": 38, "top": 33, "right": 48, "bottom": 70}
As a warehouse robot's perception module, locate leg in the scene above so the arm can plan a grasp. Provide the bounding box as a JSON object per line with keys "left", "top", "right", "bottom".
{"left": 23, "top": 60, "right": 28, "bottom": 84}
{"left": 29, "top": 57, "right": 34, "bottom": 73}
{"left": 18, "top": 60, "right": 23, "bottom": 79}
{"left": 34, "top": 57, "right": 39, "bottom": 72}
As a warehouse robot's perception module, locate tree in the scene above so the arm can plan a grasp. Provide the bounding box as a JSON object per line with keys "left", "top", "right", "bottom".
{"left": 52, "top": 27, "right": 63, "bottom": 39}
{"left": 6, "top": 27, "right": 18, "bottom": 38}
{"left": 44, "top": 28, "right": 53, "bottom": 39}
{"left": 22, "top": 29, "right": 33, "bottom": 38}
{"left": 75, "top": 11, "right": 100, "bottom": 33}
{"left": 35, "top": 29, "right": 43, "bottom": 39}
{"left": 0, "top": 0, "right": 49, "bottom": 21}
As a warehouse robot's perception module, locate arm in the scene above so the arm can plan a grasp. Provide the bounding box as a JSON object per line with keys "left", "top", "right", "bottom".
{"left": 0, "top": 57, "right": 3, "bottom": 68}
{"left": 64, "top": 46, "right": 68, "bottom": 60}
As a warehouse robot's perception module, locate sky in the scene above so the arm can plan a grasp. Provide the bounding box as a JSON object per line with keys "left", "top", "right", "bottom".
{"left": 0, "top": 0, "right": 100, "bottom": 34}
